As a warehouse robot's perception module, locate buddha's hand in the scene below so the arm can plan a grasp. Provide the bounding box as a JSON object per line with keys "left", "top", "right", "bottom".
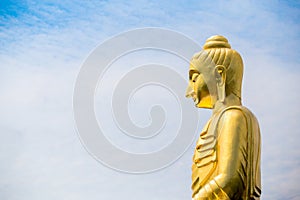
{"left": 193, "top": 187, "right": 230, "bottom": 200}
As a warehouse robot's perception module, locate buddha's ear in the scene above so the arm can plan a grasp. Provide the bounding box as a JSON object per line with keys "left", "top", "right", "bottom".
{"left": 214, "top": 65, "right": 226, "bottom": 86}
{"left": 214, "top": 65, "right": 226, "bottom": 102}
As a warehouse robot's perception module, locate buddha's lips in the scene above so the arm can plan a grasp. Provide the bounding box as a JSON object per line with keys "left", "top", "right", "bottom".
{"left": 193, "top": 94, "right": 200, "bottom": 105}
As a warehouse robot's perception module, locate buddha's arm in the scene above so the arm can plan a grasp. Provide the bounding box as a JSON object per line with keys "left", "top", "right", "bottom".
{"left": 195, "top": 109, "right": 247, "bottom": 199}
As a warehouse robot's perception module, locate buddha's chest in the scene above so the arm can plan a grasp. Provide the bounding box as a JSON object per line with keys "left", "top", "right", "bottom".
{"left": 192, "top": 114, "right": 221, "bottom": 187}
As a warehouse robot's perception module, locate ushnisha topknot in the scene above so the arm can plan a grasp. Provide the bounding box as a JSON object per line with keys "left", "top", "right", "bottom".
{"left": 203, "top": 35, "right": 231, "bottom": 50}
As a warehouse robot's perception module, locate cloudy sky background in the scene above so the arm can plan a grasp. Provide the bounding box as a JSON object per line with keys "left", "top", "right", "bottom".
{"left": 1, "top": 0, "right": 300, "bottom": 199}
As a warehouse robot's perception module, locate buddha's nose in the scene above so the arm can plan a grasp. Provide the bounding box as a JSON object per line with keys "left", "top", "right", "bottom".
{"left": 185, "top": 85, "right": 194, "bottom": 98}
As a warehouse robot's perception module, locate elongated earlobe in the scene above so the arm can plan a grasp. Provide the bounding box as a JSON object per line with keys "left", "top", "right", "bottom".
{"left": 215, "top": 65, "right": 226, "bottom": 102}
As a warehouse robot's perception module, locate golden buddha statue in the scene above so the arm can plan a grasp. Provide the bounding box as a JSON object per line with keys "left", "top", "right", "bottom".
{"left": 186, "top": 35, "right": 261, "bottom": 200}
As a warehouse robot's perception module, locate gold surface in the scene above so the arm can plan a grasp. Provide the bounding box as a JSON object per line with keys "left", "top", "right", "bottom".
{"left": 186, "top": 35, "right": 261, "bottom": 200}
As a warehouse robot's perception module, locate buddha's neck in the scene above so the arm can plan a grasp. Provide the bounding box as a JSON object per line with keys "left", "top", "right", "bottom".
{"left": 213, "top": 93, "right": 242, "bottom": 114}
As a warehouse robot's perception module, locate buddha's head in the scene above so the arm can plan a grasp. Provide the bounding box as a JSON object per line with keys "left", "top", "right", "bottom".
{"left": 186, "top": 35, "right": 244, "bottom": 109}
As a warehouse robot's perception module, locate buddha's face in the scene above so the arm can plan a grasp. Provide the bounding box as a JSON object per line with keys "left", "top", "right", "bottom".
{"left": 186, "top": 50, "right": 221, "bottom": 109}
{"left": 186, "top": 66, "right": 215, "bottom": 109}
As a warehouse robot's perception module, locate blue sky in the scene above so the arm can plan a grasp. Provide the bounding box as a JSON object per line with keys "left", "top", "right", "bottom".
{"left": 0, "top": 0, "right": 300, "bottom": 199}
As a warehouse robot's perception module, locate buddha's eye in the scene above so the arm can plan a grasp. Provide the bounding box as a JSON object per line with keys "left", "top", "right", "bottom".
{"left": 191, "top": 73, "right": 199, "bottom": 82}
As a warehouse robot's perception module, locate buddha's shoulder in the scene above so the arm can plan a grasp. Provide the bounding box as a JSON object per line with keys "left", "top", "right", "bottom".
{"left": 219, "top": 106, "right": 258, "bottom": 124}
